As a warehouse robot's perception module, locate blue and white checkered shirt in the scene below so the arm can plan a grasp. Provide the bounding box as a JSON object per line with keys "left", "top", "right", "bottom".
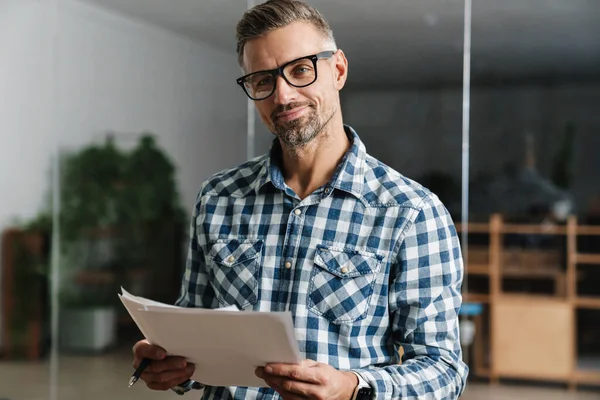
{"left": 176, "top": 125, "right": 468, "bottom": 399}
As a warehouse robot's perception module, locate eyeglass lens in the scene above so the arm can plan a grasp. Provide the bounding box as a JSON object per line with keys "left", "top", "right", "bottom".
{"left": 243, "top": 57, "right": 316, "bottom": 100}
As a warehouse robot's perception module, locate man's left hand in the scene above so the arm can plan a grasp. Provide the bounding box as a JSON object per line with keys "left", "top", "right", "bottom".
{"left": 255, "top": 359, "right": 358, "bottom": 400}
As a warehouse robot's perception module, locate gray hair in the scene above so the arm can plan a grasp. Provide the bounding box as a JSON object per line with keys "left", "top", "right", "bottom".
{"left": 236, "top": 0, "right": 337, "bottom": 67}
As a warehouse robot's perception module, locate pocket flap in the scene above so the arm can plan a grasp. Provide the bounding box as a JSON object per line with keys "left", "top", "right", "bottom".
{"left": 209, "top": 239, "right": 263, "bottom": 267}
{"left": 314, "top": 244, "right": 382, "bottom": 278}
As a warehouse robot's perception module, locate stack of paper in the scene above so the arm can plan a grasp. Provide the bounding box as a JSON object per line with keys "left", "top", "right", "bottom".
{"left": 118, "top": 288, "right": 301, "bottom": 387}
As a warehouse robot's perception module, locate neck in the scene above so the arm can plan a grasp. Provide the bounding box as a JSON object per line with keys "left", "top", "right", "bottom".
{"left": 279, "top": 115, "right": 349, "bottom": 200}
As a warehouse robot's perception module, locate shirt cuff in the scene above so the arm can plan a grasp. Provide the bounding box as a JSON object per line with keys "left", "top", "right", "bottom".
{"left": 351, "top": 368, "right": 391, "bottom": 397}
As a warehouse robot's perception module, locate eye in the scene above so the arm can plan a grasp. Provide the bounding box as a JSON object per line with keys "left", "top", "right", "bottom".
{"left": 251, "top": 75, "right": 273, "bottom": 88}
{"left": 292, "top": 65, "right": 312, "bottom": 75}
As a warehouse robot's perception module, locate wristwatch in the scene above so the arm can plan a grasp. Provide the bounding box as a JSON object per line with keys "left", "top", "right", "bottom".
{"left": 170, "top": 379, "right": 204, "bottom": 395}
{"left": 350, "top": 371, "right": 373, "bottom": 400}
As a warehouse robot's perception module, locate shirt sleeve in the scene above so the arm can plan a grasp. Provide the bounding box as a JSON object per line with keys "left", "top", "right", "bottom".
{"left": 175, "top": 186, "right": 220, "bottom": 309}
{"left": 354, "top": 193, "right": 469, "bottom": 399}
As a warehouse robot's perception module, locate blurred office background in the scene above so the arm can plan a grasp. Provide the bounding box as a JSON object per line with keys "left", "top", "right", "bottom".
{"left": 1, "top": 0, "right": 599, "bottom": 399}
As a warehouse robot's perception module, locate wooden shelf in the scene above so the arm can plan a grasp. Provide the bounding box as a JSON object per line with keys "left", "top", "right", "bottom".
{"left": 575, "top": 253, "right": 600, "bottom": 265}
{"left": 464, "top": 293, "right": 490, "bottom": 303}
{"left": 498, "top": 293, "right": 567, "bottom": 305}
{"left": 502, "top": 224, "right": 567, "bottom": 235}
{"left": 456, "top": 223, "right": 600, "bottom": 236}
{"left": 455, "top": 223, "right": 489, "bottom": 233}
{"left": 467, "top": 264, "right": 565, "bottom": 279}
{"left": 577, "top": 226, "right": 600, "bottom": 235}
{"left": 473, "top": 367, "right": 491, "bottom": 378}
{"left": 575, "top": 297, "right": 600, "bottom": 309}
{"left": 502, "top": 266, "right": 564, "bottom": 279}
{"left": 574, "top": 369, "right": 600, "bottom": 385}
{"left": 466, "top": 264, "right": 490, "bottom": 275}
{"left": 493, "top": 372, "right": 570, "bottom": 383}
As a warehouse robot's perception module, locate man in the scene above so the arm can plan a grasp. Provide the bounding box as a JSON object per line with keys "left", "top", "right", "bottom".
{"left": 132, "top": 0, "right": 468, "bottom": 399}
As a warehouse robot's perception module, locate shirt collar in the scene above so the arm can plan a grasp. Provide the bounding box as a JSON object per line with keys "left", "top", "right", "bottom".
{"left": 255, "top": 125, "right": 366, "bottom": 200}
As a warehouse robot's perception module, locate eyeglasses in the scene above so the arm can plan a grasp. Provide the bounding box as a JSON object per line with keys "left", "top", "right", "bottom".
{"left": 236, "top": 50, "right": 336, "bottom": 101}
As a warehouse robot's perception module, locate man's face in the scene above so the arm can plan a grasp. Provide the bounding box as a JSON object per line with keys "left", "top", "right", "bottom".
{"left": 242, "top": 21, "right": 347, "bottom": 148}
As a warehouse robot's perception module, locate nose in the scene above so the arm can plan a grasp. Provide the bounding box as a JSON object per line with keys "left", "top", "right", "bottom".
{"left": 272, "top": 75, "right": 297, "bottom": 105}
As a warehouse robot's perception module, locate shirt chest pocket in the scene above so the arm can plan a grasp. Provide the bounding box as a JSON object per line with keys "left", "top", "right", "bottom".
{"left": 207, "top": 239, "right": 263, "bottom": 310}
{"left": 308, "top": 244, "right": 383, "bottom": 325}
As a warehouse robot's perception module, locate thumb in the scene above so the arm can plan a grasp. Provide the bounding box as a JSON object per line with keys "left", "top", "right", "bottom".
{"left": 300, "top": 359, "right": 320, "bottom": 368}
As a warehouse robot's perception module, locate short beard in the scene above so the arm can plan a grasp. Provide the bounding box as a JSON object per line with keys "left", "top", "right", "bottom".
{"left": 271, "top": 102, "right": 334, "bottom": 150}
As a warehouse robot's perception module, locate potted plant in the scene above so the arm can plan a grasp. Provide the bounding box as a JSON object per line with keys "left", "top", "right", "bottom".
{"left": 55, "top": 134, "right": 186, "bottom": 352}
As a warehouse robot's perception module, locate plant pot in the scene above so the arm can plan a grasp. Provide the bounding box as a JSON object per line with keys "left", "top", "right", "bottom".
{"left": 59, "top": 307, "right": 116, "bottom": 353}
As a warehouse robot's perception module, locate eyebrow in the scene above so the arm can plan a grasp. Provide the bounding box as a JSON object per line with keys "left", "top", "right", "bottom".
{"left": 247, "top": 52, "right": 321, "bottom": 75}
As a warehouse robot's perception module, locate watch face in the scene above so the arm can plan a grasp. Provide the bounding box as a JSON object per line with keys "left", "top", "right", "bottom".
{"left": 172, "top": 386, "right": 186, "bottom": 395}
{"left": 357, "top": 387, "right": 373, "bottom": 400}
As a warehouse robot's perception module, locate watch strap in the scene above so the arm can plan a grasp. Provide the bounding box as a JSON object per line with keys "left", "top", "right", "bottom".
{"left": 350, "top": 371, "right": 372, "bottom": 400}
{"left": 170, "top": 379, "right": 204, "bottom": 396}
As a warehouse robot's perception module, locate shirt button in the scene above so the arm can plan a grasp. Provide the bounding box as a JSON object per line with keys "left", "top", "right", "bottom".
{"left": 227, "top": 255, "right": 235, "bottom": 263}
{"left": 341, "top": 267, "right": 349, "bottom": 274}
{"left": 284, "top": 261, "right": 292, "bottom": 269}
{"left": 324, "top": 188, "right": 331, "bottom": 194}
{"left": 294, "top": 209, "right": 301, "bottom": 216}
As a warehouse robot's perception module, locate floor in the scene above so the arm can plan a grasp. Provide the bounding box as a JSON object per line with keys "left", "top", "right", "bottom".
{"left": 1, "top": 350, "right": 599, "bottom": 400}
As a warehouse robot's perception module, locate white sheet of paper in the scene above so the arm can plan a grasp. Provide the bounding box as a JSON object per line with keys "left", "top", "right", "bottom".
{"left": 119, "top": 289, "right": 301, "bottom": 388}
{"left": 120, "top": 287, "right": 180, "bottom": 308}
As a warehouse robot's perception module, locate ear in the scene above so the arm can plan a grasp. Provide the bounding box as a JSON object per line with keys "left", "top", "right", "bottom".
{"left": 332, "top": 49, "right": 348, "bottom": 90}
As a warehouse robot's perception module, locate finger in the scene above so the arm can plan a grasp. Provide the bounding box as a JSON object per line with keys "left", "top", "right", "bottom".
{"left": 263, "top": 364, "right": 320, "bottom": 384}
{"left": 133, "top": 340, "right": 167, "bottom": 363}
{"left": 141, "top": 364, "right": 194, "bottom": 383}
{"left": 265, "top": 377, "right": 314, "bottom": 399}
{"left": 300, "top": 359, "right": 319, "bottom": 368}
{"left": 132, "top": 339, "right": 150, "bottom": 354}
{"left": 142, "top": 364, "right": 194, "bottom": 387}
{"left": 258, "top": 361, "right": 318, "bottom": 379}
{"left": 255, "top": 367, "right": 265, "bottom": 379}
{"left": 145, "top": 357, "right": 189, "bottom": 374}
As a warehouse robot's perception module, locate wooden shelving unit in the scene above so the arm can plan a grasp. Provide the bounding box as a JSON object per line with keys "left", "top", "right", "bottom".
{"left": 0, "top": 229, "right": 47, "bottom": 360}
{"left": 574, "top": 369, "right": 600, "bottom": 385}
{"left": 464, "top": 293, "right": 490, "bottom": 303}
{"left": 576, "top": 297, "right": 600, "bottom": 309}
{"left": 458, "top": 214, "right": 600, "bottom": 390}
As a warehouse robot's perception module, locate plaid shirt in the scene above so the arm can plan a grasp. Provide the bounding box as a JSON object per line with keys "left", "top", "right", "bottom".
{"left": 176, "top": 126, "right": 468, "bottom": 399}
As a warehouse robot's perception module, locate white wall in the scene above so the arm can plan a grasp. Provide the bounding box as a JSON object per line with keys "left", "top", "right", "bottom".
{"left": 1, "top": 0, "right": 247, "bottom": 228}
{"left": 0, "top": 0, "right": 247, "bottom": 347}
{"left": 1, "top": 0, "right": 53, "bottom": 227}
{"left": 340, "top": 82, "right": 600, "bottom": 216}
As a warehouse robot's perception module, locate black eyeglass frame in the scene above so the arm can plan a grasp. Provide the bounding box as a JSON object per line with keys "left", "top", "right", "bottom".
{"left": 236, "top": 50, "right": 336, "bottom": 100}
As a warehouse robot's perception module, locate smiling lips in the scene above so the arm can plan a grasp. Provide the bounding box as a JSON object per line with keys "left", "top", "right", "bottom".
{"left": 276, "top": 106, "right": 308, "bottom": 122}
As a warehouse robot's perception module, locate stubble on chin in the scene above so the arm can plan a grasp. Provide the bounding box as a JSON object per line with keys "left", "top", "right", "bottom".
{"left": 273, "top": 108, "right": 337, "bottom": 153}
{"left": 276, "top": 117, "right": 319, "bottom": 149}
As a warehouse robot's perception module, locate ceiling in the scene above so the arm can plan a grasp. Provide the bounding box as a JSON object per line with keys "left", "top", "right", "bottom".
{"left": 82, "top": 0, "right": 600, "bottom": 87}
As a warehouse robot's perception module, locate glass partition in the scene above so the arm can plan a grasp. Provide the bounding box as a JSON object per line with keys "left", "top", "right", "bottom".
{"left": 0, "top": 0, "right": 56, "bottom": 398}
{"left": 465, "top": 0, "right": 600, "bottom": 390}
{"left": 1, "top": 0, "right": 249, "bottom": 399}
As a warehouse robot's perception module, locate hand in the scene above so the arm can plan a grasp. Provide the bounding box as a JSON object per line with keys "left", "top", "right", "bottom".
{"left": 255, "top": 359, "right": 358, "bottom": 400}
{"left": 132, "top": 339, "right": 195, "bottom": 391}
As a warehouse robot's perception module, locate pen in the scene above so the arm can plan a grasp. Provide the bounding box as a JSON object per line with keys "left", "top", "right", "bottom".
{"left": 129, "top": 357, "right": 151, "bottom": 388}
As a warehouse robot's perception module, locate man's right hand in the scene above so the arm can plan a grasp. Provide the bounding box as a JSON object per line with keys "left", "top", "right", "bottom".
{"left": 132, "top": 339, "right": 195, "bottom": 391}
